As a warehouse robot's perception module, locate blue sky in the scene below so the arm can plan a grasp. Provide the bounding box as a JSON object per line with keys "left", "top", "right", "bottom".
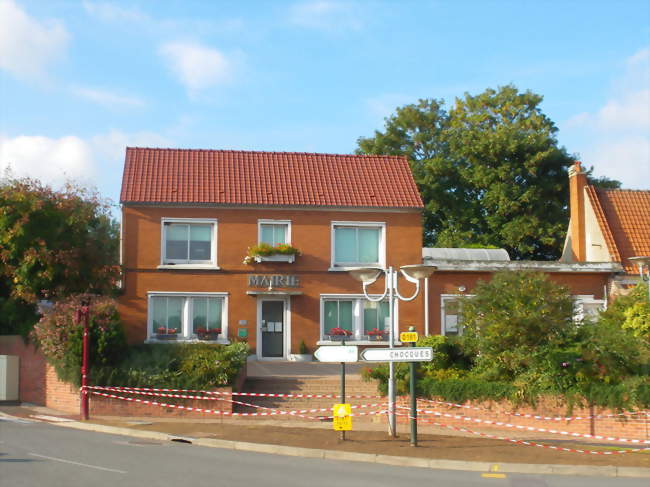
{"left": 1, "top": 0, "right": 649, "bottom": 212}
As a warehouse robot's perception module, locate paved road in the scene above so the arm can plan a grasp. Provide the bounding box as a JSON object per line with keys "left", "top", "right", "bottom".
{"left": 0, "top": 416, "right": 646, "bottom": 487}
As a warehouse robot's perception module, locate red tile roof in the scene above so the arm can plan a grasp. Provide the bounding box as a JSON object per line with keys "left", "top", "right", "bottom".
{"left": 587, "top": 187, "right": 650, "bottom": 273}
{"left": 120, "top": 148, "right": 423, "bottom": 209}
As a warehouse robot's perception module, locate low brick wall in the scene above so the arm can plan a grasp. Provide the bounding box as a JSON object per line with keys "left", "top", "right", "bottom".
{"left": 0, "top": 335, "right": 47, "bottom": 404}
{"left": 88, "top": 386, "right": 235, "bottom": 418}
{"left": 395, "top": 396, "right": 650, "bottom": 441}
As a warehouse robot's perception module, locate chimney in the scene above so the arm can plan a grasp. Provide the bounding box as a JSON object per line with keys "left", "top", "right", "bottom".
{"left": 568, "top": 161, "right": 587, "bottom": 261}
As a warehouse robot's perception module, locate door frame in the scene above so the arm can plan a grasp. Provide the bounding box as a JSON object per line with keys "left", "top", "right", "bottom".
{"left": 256, "top": 296, "right": 291, "bottom": 360}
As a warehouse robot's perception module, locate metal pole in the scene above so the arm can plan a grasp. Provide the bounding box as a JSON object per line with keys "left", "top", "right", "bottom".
{"left": 80, "top": 300, "right": 90, "bottom": 421}
{"left": 387, "top": 267, "right": 397, "bottom": 437}
{"left": 409, "top": 327, "right": 417, "bottom": 446}
{"left": 340, "top": 359, "right": 346, "bottom": 441}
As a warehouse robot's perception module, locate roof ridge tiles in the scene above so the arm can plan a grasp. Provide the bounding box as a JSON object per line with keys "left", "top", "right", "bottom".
{"left": 125, "top": 146, "right": 407, "bottom": 159}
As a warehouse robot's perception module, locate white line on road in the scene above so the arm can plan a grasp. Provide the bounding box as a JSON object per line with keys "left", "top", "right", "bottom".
{"left": 29, "top": 453, "right": 127, "bottom": 474}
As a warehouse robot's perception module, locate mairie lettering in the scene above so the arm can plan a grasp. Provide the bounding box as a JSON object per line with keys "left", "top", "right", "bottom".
{"left": 248, "top": 275, "right": 300, "bottom": 288}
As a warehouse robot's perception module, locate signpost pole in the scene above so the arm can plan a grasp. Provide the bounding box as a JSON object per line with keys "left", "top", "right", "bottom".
{"left": 408, "top": 327, "right": 417, "bottom": 447}
{"left": 340, "top": 340, "right": 346, "bottom": 441}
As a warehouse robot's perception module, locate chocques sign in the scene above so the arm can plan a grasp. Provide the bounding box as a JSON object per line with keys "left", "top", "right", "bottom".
{"left": 248, "top": 275, "right": 300, "bottom": 288}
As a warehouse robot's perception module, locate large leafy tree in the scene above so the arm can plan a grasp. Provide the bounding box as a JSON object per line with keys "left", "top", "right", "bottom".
{"left": 0, "top": 177, "right": 120, "bottom": 336}
{"left": 357, "top": 85, "right": 576, "bottom": 259}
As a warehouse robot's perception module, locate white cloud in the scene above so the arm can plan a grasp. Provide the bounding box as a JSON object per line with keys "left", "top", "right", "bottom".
{"left": 0, "top": 0, "right": 69, "bottom": 79}
{"left": 0, "top": 135, "right": 95, "bottom": 187}
{"left": 597, "top": 89, "right": 650, "bottom": 130}
{"left": 582, "top": 136, "right": 650, "bottom": 190}
{"left": 562, "top": 47, "right": 650, "bottom": 189}
{"left": 159, "top": 41, "right": 233, "bottom": 96}
{"left": 90, "top": 129, "right": 171, "bottom": 163}
{"left": 289, "top": 1, "right": 363, "bottom": 32}
{"left": 82, "top": 1, "right": 147, "bottom": 23}
{"left": 72, "top": 86, "right": 145, "bottom": 108}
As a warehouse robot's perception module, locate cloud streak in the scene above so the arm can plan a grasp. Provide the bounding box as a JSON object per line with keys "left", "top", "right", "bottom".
{"left": 72, "top": 86, "right": 145, "bottom": 108}
{"left": 289, "top": 1, "right": 363, "bottom": 32}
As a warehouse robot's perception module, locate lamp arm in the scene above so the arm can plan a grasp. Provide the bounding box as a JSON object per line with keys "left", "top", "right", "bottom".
{"left": 394, "top": 276, "right": 420, "bottom": 302}
{"left": 362, "top": 279, "right": 389, "bottom": 302}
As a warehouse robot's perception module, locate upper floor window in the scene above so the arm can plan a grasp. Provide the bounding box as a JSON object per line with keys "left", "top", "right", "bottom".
{"left": 331, "top": 222, "right": 385, "bottom": 269}
{"left": 259, "top": 220, "right": 291, "bottom": 246}
{"left": 162, "top": 218, "right": 217, "bottom": 266}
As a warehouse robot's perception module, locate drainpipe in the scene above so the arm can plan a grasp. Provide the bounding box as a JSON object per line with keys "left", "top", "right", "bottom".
{"left": 424, "top": 277, "right": 429, "bottom": 336}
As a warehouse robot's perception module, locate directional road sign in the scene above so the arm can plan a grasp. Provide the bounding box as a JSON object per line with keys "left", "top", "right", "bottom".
{"left": 360, "top": 347, "right": 433, "bottom": 363}
{"left": 314, "top": 345, "right": 359, "bottom": 363}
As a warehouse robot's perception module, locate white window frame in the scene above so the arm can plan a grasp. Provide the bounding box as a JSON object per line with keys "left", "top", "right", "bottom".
{"left": 257, "top": 219, "right": 292, "bottom": 246}
{"left": 440, "top": 294, "right": 473, "bottom": 336}
{"left": 573, "top": 295, "right": 606, "bottom": 322}
{"left": 159, "top": 218, "right": 218, "bottom": 269}
{"left": 146, "top": 291, "right": 229, "bottom": 343}
{"left": 318, "top": 294, "right": 397, "bottom": 344}
{"left": 329, "top": 221, "right": 386, "bottom": 271}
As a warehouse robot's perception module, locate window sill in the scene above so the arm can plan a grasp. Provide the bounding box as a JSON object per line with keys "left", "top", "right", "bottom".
{"left": 316, "top": 340, "right": 402, "bottom": 346}
{"left": 328, "top": 266, "right": 381, "bottom": 272}
{"left": 157, "top": 264, "right": 221, "bottom": 270}
{"left": 145, "top": 338, "right": 231, "bottom": 345}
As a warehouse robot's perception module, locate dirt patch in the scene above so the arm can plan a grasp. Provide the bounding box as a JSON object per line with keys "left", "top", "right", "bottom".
{"left": 92, "top": 418, "right": 650, "bottom": 468}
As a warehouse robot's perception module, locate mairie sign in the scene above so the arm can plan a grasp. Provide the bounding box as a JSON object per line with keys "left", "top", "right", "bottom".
{"left": 360, "top": 347, "right": 433, "bottom": 363}
{"left": 313, "top": 346, "right": 358, "bottom": 363}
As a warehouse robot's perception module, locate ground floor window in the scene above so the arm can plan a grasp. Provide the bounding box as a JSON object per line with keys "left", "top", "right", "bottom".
{"left": 573, "top": 295, "right": 606, "bottom": 322}
{"left": 321, "top": 295, "right": 391, "bottom": 341}
{"left": 440, "top": 295, "right": 472, "bottom": 336}
{"left": 148, "top": 293, "right": 228, "bottom": 341}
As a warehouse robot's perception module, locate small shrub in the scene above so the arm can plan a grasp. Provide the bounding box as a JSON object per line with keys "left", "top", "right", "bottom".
{"left": 94, "top": 342, "right": 249, "bottom": 390}
{"left": 31, "top": 294, "right": 126, "bottom": 386}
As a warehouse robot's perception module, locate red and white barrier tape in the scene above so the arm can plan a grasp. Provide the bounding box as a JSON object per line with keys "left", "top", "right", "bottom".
{"left": 88, "top": 386, "right": 385, "bottom": 415}
{"left": 85, "top": 385, "right": 382, "bottom": 400}
{"left": 88, "top": 390, "right": 388, "bottom": 419}
{"left": 405, "top": 413, "right": 650, "bottom": 456}
{"left": 399, "top": 406, "right": 650, "bottom": 445}
{"left": 418, "top": 397, "right": 648, "bottom": 421}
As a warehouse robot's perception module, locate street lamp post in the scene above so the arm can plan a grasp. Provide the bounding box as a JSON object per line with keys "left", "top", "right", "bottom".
{"left": 349, "top": 264, "right": 436, "bottom": 437}
{"left": 77, "top": 299, "right": 91, "bottom": 421}
{"left": 629, "top": 256, "right": 650, "bottom": 302}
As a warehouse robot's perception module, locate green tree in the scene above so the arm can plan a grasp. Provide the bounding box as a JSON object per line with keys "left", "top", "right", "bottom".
{"left": 0, "top": 177, "right": 119, "bottom": 336}
{"left": 357, "top": 85, "right": 575, "bottom": 259}
{"left": 461, "top": 271, "right": 575, "bottom": 381}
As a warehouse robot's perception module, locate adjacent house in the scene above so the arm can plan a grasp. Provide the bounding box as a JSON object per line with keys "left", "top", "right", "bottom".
{"left": 561, "top": 161, "right": 650, "bottom": 291}
{"left": 119, "top": 148, "right": 425, "bottom": 359}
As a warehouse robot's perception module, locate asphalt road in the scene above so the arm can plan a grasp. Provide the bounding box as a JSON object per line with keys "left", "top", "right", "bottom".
{"left": 0, "top": 416, "right": 646, "bottom": 487}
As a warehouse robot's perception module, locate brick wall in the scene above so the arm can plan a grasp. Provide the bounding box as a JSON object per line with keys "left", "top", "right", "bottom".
{"left": 0, "top": 335, "right": 46, "bottom": 404}
{"left": 395, "top": 396, "right": 650, "bottom": 441}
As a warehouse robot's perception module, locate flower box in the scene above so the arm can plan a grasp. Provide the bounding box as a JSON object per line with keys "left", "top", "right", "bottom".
{"left": 254, "top": 254, "right": 295, "bottom": 263}
{"left": 196, "top": 328, "right": 221, "bottom": 340}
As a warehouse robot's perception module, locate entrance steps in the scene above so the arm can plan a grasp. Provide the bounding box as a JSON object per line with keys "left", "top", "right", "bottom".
{"left": 233, "top": 375, "right": 385, "bottom": 421}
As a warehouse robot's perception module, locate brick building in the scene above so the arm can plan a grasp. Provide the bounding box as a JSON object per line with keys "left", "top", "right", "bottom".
{"left": 119, "top": 148, "right": 425, "bottom": 359}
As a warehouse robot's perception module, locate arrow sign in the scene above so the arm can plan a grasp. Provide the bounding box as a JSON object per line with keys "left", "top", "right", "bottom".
{"left": 314, "top": 345, "right": 358, "bottom": 363}
{"left": 360, "top": 347, "right": 433, "bottom": 363}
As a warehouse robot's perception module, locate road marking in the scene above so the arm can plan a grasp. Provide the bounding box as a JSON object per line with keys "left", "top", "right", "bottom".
{"left": 29, "top": 453, "right": 127, "bottom": 474}
{"left": 0, "top": 416, "right": 34, "bottom": 424}
{"left": 481, "top": 464, "right": 507, "bottom": 479}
